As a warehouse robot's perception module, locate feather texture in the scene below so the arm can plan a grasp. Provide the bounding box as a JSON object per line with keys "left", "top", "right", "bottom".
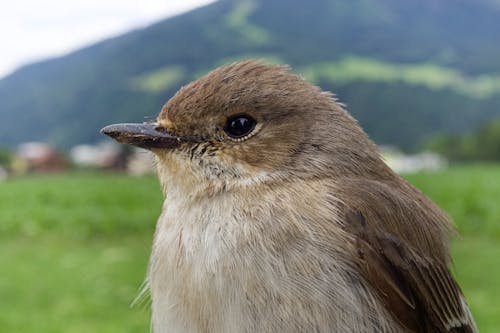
{"left": 341, "top": 181, "right": 478, "bottom": 333}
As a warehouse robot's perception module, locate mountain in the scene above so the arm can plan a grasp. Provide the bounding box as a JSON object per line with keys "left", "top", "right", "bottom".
{"left": 1, "top": 0, "right": 500, "bottom": 150}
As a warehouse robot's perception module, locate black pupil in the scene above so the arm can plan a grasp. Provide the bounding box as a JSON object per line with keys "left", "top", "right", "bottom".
{"left": 225, "top": 115, "right": 256, "bottom": 138}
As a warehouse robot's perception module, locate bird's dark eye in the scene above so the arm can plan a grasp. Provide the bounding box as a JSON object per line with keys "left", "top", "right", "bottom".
{"left": 224, "top": 114, "right": 256, "bottom": 139}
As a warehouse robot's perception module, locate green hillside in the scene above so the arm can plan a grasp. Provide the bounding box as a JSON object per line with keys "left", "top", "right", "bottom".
{"left": 1, "top": 0, "right": 500, "bottom": 149}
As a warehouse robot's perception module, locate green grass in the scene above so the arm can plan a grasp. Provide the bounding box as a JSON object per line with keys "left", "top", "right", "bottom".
{"left": 0, "top": 235, "right": 151, "bottom": 332}
{"left": 301, "top": 57, "right": 500, "bottom": 99}
{"left": 129, "top": 65, "right": 185, "bottom": 94}
{"left": 0, "top": 166, "right": 498, "bottom": 332}
{"left": 0, "top": 172, "right": 161, "bottom": 332}
{"left": 224, "top": 0, "right": 271, "bottom": 45}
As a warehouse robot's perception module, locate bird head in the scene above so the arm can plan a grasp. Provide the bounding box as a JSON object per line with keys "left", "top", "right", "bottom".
{"left": 102, "top": 60, "right": 389, "bottom": 196}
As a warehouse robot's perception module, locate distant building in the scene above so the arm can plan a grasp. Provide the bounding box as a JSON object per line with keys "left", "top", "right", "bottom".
{"left": 70, "top": 142, "right": 154, "bottom": 174}
{"left": 380, "top": 145, "right": 447, "bottom": 174}
{"left": 70, "top": 142, "right": 127, "bottom": 169}
{"left": 13, "top": 142, "right": 67, "bottom": 173}
{"left": 0, "top": 166, "right": 7, "bottom": 181}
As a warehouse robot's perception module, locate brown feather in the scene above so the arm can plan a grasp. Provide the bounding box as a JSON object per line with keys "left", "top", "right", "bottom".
{"left": 342, "top": 186, "right": 477, "bottom": 333}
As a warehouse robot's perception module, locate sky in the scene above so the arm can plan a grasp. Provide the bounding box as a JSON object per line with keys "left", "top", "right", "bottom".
{"left": 0, "top": 0, "right": 216, "bottom": 79}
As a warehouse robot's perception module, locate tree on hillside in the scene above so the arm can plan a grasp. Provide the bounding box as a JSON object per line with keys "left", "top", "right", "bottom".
{"left": 474, "top": 120, "right": 500, "bottom": 161}
{"left": 425, "top": 119, "right": 500, "bottom": 161}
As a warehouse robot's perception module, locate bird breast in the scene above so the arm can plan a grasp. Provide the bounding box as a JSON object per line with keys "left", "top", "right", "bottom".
{"left": 149, "top": 190, "right": 251, "bottom": 333}
{"left": 148, "top": 181, "right": 404, "bottom": 333}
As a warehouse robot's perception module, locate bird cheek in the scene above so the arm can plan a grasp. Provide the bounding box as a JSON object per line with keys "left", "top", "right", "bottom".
{"left": 237, "top": 141, "right": 288, "bottom": 171}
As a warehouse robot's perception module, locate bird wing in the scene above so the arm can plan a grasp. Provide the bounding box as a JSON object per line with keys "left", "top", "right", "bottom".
{"left": 337, "top": 180, "right": 477, "bottom": 333}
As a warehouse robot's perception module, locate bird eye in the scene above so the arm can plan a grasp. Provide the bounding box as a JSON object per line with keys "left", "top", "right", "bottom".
{"left": 224, "top": 114, "right": 256, "bottom": 139}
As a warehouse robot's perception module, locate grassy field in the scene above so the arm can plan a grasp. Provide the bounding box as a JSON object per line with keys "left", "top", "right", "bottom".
{"left": 0, "top": 166, "right": 498, "bottom": 332}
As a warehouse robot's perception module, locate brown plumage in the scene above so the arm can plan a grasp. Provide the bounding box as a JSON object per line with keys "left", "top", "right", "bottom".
{"left": 102, "top": 60, "right": 477, "bottom": 332}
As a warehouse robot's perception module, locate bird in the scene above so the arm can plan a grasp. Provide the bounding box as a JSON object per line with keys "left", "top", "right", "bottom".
{"left": 101, "top": 60, "right": 477, "bottom": 333}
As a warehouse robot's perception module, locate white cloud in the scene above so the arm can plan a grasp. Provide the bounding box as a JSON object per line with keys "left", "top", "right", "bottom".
{"left": 0, "top": 0, "right": 215, "bottom": 78}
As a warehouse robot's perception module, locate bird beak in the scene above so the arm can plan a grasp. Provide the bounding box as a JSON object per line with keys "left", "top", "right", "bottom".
{"left": 100, "top": 123, "right": 182, "bottom": 149}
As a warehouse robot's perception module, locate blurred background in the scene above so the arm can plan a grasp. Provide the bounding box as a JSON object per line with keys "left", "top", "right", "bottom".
{"left": 0, "top": 0, "right": 499, "bottom": 331}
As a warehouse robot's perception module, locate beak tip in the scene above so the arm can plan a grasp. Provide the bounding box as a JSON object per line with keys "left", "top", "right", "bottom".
{"left": 100, "top": 125, "right": 120, "bottom": 138}
{"left": 99, "top": 125, "right": 113, "bottom": 135}
{"left": 99, "top": 123, "right": 180, "bottom": 149}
